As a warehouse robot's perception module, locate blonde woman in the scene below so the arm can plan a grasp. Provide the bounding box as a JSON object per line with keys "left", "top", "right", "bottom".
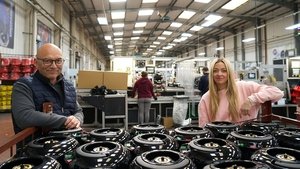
{"left": 198, "top": 57, "right": 283, "bottom": 127}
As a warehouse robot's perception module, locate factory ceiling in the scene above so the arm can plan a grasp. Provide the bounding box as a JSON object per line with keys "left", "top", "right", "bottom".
{"left": 62, "top": 0, "right": 299, "bottom": 59}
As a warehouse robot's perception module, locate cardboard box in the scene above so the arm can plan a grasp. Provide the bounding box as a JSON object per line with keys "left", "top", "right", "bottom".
{"left": 77, "top": 70, "right": 103, "bottom": 89}
{"left": 162, "top": 117, "right": 173, "bottom": 129}
{"left": 103, "top": 71, "right": 128, "bottom": 90}
{"left": 77, "top": 70, "right": 128, "bottom": 90}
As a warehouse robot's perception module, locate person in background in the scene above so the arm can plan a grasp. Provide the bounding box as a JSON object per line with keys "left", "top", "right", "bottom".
{"left": 198, "top": 66, "right": 209, "bottom": 96}
{"left": 132, "top": 71, "right": 157, "bottom": 124}
{"left": 198, "top": 57, "right": 283, "bottom": 127}
{"left": 261, "top": 70, "right": 277, "bottom": 86}
{"left": 11, "top": 43, "right": 84, "bottom": 134}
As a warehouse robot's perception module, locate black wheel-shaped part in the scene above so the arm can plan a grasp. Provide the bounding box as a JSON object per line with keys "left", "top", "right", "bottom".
{"left": 0, "top": 156, "right": 61, "bottom": 169}
{"left": 48, "top": 128, "right": 89, "bottom": 145}
{"left": 74, "top": 141, "right": 130, "bottom": 169}
{"left": 125, "top": 133, "right": 178, "bottom": 156}
{"left": 188, "top": 138, "right": 241, "bottom": 168}
{"left": 252, "top": 147, "right": 300, "bottom": 169}
{"left": 241, "top": 121, "right": 279, "bottom": 134}
{"left": 272, "top": 127, "right": 300, "bottom": 150}
{"left": 130, "top": 150, "right": 196, "bottom": 169}
{"left": 202, "top": 160, "right": 271, "bottom": 169}
{"left": 130, "top": 124, "right": 168, "bottom": 136}
{"left": 227, "top": 130, "right": 277, "bottom": 160}
{"left": 90, "top": 128, "right": 130, "bottom": 144}
{"left": 204, "top": 121, "right": 239, "bottom": 139}
{"left": 26, "top": 135, "right": 79, "bottom": 159}
{"left": 48, "top": 128, "right": 83, "bottom": 135}
{"left": 174, "top": 126, "right": 213, "bottom": 148}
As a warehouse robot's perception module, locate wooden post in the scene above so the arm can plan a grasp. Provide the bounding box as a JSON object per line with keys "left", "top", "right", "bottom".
{"left": 261, "top": 101, "right": 272, "bottom": 122}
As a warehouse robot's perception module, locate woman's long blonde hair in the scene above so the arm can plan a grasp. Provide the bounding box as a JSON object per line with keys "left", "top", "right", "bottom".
{"left": 208, "top": 57, "right": 239, "bottom": 122}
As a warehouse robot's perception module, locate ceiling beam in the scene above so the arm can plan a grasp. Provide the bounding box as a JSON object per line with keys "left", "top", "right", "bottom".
{"left": 255, "top": 0, "right": 295, "bottom": 10}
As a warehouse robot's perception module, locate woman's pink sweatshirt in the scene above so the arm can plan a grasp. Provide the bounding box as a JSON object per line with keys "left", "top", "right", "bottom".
{"left": 198, "top": 80, "right": 284, "bottom": 127}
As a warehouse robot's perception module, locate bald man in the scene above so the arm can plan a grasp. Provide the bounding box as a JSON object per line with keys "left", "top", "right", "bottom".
{"left": 11, "top": 43, "right": 84, "bottom": 134}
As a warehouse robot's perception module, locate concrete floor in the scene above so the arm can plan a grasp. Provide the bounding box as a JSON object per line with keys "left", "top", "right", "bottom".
{"left": 0, "top": 112, "right": 15, "bottom": 164}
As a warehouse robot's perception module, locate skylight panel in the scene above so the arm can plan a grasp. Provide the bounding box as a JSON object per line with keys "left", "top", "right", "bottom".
{"left": 170, "top": 22, "right": 182, "bottom": 28}
{"left": 138, "top": 9, "right": 154, "bottom": 16}
{"left": 111, "top": 11, "right": 125, "bottom": 19}
{"left": 179, "top": 11, "right": 196, "bottom": 19}
{"left": 221, "top": 0, "right": 248, "bottom": 10}
{"left": 135, "top": 22, "right": 147, "bottom": 27}
{"left": 190, "top": 25, "right": 203, "bottom": 31}
{"left": 162, "top": 31, "right": 172, "bottom": 35}
{"left": 142, "top": 0, "right": 158, "bottom": 3}
{"left": 97, "top": 17, "right": 108, "bottom": 25}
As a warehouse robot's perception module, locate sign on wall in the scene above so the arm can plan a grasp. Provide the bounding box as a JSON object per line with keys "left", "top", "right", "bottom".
{"left": 37, "top": 20, "right": 52, "bottom": 48}
{"left": 0, "top": 0, "right": 15, "bottom": 49}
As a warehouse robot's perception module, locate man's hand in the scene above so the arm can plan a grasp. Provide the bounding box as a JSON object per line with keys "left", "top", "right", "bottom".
{"left": 64, "top": 115, "right": 80, "bottom": 129}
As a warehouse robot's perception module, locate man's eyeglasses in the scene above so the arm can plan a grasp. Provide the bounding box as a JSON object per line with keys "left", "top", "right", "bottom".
{"left": 36, "top": 58, "right": 65, "bottom": 66}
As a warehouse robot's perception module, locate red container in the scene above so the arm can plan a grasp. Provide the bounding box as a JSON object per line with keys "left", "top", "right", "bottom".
{"left": 22, "top": 65, "right": 32, "bottom": 73}
{"left": 21, "top": 58, "right": 33, "bottom": 66}
{"left": 1, "top": 58, "right": 10, "bottom": 66}
{"left": 0, "top": 73, "right": 9, "bottom": 80}
{"left": 10, "top": 58, "right": 21, "bottom": 66}
{"left": 11, "top": 66, "right": 21, "bottom": 73}
{"left": 10, "top": 73, "right": 21, "bottom": 80}
{"left": 0, "top": 66, "right": 9, "bottom": 73}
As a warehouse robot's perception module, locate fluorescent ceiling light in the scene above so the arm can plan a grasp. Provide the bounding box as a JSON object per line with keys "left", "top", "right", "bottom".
{"left": 242, "top": 38, "right": 255, "bottom": 43}
{"left": 194, "top": 0, "right": 211, "bottom": 3}
{"left": 133, "top": 30, "right": 143, "bottom": 34}
{"left": 190, "top": 25, "right": 203, "bottom": 31}
{"left": 216, "top": 47, "right": 224, "bottom": 50}
{"left": 168, "top": 43, "right": 176, "bottom": 46}
{"left": 156, "top": 52, "right": 163, "bottom": 55}
{"left": 205, "top": 14, "right": 222, "bottom": 21}
{"left": 158, "top": 36, "right": 166, "bottom": 40}
{"left": 104, "top": 36, "right": 111, "bottom": 40}
{"left": 198, "top": 52, "right": 206, "bottom": 56}
{"left": 222, "top": 0, "right": 248, "bottom": 10}
{"left": 108, "top": 45, "right": 113, "bottom": 48}
{"left": 147, "top": 48, "right": 153, "bottom": 51}
{"left": 97, "top": 17, "right": 108, "bottom": 25}
{"left": 182, "top": 33, "right": 192, "bottom": 37}
{"left": 153, "top": 58, "right": 172, "bottom": 61}
{"left": 135, "top": 22, "right": 147, "bottom": 27}
{"left": 170, "top": 22, "right": 182, "bottom": 27}
{"left": 113, "top": 32, "right": 123, "bottom": 36}
{"left": 163, "top": 46, "right": 173, "bottom": 50}
{"left": 114, "top": 38, "right": 123, "bottom": 41}
{"left": 109, "top": 0, "right": 126, "bottom": 2}
{"left": 162, "top": 31, "right": 172, "bottom": 35}
{"left": 111, "top": 11, "right": 125, "bottom": 19}
{"left": 109, "top": 51, "right": 114, "bottom": 54}
{"left": 285, "top": 23, "right": 300, "bottom": 30}
{"left": 153, "top": 41, "right": 160, "bottom": 44}
{"left": 112, "top": 23, "right": 124, "bottom": 28}
{"left": 138, "top": 9, "right": 154, "bottom": 16}
{"left": 131, "top": 37, "right": 139, "bottom": 40}
{"left": 179, "top": 11, "right": 196, "bottom": 19}
{"left": 201, "top": 14, "right": 222, "bottom": 27}
{"left": 115, "top": 42, "right": 122, "bottom": 45}
{"left": 150, "top": 45, "right": 156, "bottom": 48}
{"left": 142, "top": 0, "right": 158, "bottom": 3}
